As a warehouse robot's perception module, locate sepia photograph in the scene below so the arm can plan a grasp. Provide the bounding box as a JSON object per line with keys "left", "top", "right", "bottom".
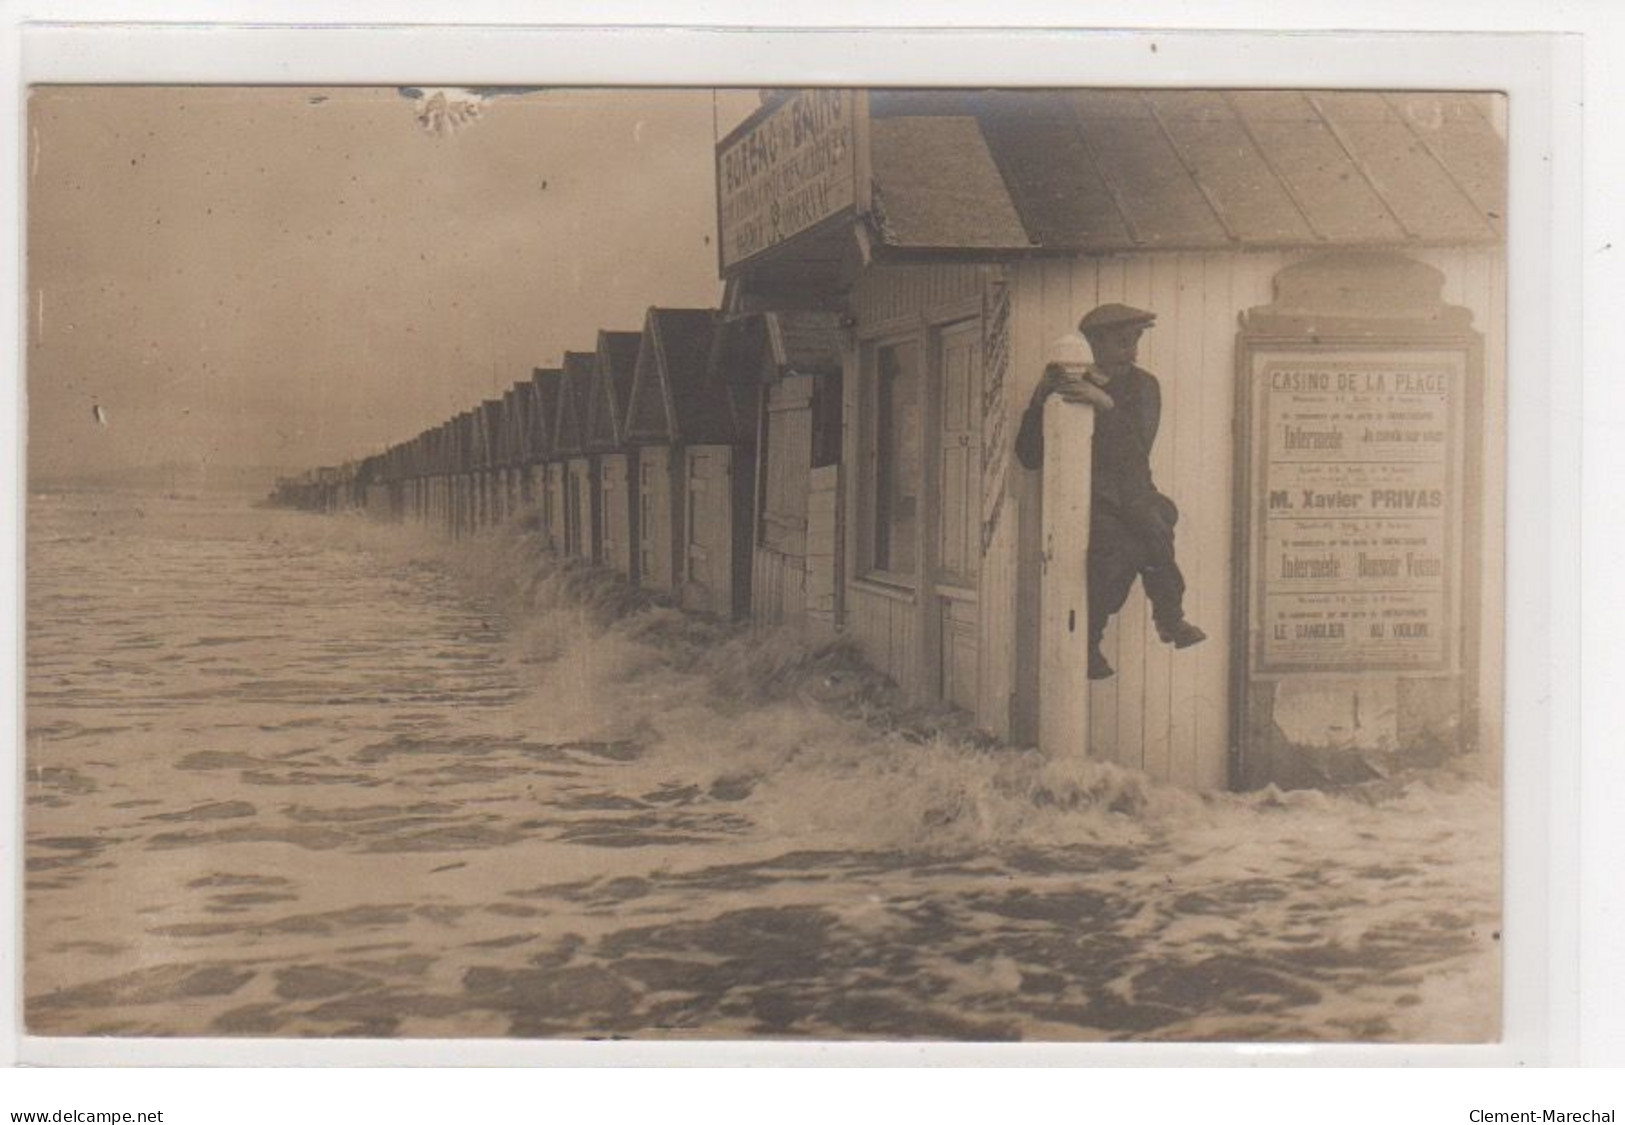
{"left": 23, "top": 82, "right": 1507, "bottom": 1044}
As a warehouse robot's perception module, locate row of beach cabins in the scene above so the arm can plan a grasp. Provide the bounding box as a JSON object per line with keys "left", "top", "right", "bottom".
{"left": 274, "top": 88, "right": 1507, "bottom": 792}
{"left": 271, "top": 304, "right": 829, "bottom": 625}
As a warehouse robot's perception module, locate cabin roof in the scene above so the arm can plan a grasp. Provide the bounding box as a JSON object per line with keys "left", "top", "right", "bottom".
{"left": 864, "top": 89, "right": 1504, "bottom": 254}
{"left": 586, "top": 329, "right": 644, "bottom": 452}
{"left": 768, "top": 311, "right": 845, "bottom": 375}
{"left": 506, "top": 381, "right": 538, "bottom": 463}
{"left": 530, "top": 367, "right": 562, "bottom": 461}
{"left": 712, "top": 310, "right": 845, "bottom": 385}
{"left": 477, "top": 399, "right": 504, "bottom": 467}
{"left": 498, "top": 386, "right": 522, "bottom": 464}
{"left": 552, "top": 351, "right": 596, "bottom": 458}
{"left": 625, "top": 308, "right": 729, "bottom": 446}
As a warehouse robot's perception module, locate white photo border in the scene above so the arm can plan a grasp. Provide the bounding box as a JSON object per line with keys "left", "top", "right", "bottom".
{"left": 0, "top": 10, "right": 1587, "bottom": 1069}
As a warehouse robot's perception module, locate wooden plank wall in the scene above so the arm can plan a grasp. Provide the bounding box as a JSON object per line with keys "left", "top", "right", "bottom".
{"left": 752, "top": 375, "right": 814, "bottom": 632}
{"left": 545, "top": 463, "right": 566, "bottom": 551}
{"left": 845, "top": 583, "right": 917, "bottom": 689}
{"left": 600, "top": 453, "right": 634, "bottom": 578}
{"left": 1418, "top": 246, "right": 1508, "bottom": 770}
{"left": 804, "top": 464, "right": 841, "bottom": 636}
{"left": 849, "top": 263, "right": 989, "bottom": 329}
{"left": 567, "top": 457, "right": 599, "bottom": 562}
{"left": 638, "top": 449, "right": 678, "bottom": 591}
{"left": 681, "top": 446, "right": 727, "bottom": 614}
{"left": 1001, "top": 247, "right": 1505, "bottom": 789}
{"left": 752, "top": 548, "right": 805, "bottom": 630}
{"left": 844, "top": 263, "right": 990, "bottom": 694}
{"left": 729, "top": 446, "right": 757, "bottom": 621}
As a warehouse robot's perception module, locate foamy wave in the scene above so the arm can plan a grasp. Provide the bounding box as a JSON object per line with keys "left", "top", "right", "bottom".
{"left": 312, "top": 509, "right": 1496, "bottom": 857}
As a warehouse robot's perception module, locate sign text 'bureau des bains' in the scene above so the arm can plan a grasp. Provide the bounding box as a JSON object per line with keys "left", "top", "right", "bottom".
{"left": 716, "top": 90, "right": 858, "bottom": 274}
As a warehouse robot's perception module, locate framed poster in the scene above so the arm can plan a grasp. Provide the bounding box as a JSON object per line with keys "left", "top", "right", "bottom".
{"left": 1233, "top": 254, "right": 1487, "bottom": 788}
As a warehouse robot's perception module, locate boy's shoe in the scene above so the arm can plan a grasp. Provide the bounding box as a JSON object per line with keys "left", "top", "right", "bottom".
{"left": 1156, "top": 619, "right": 1207, "bottom": 648}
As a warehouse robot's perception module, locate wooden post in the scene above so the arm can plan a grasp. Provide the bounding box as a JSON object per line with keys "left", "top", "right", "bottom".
{"left": 1038, "top": 395, "right": 1097, "bottom": 759}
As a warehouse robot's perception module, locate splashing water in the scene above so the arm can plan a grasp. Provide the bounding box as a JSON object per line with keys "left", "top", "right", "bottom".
{"left": 25, "top": 491, "right": 1500, "bottom": 1042}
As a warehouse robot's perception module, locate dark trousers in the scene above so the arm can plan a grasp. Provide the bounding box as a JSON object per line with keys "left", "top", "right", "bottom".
{"left": 1088, "top": 491, "right": 1187, "bottom": 648}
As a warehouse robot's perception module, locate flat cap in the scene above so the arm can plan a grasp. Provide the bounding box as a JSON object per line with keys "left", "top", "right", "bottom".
{"left": 1078, "top": 302, "right": 1157, "bottom": 334}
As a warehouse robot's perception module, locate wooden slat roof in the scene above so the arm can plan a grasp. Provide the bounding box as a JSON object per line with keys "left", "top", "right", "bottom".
{"left": 868, "top": 89, "right": 1504, "bottom": 253}
{"left": 768, "top": 311, "right": 846, "bottom": 375}
{"left": 711, "top": 309, "right": 845, "bottom": 385}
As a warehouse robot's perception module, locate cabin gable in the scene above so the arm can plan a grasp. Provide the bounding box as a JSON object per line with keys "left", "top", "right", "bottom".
{"left": 587, "top": 330, "right": 642, "bottom": 452}
{"left": 552, "top": 352, "right": 595, "bottom": 458}
{"left": 625, "top": 307, "right": 727, "bottom": 448}
{"left": 658, "top": 309, "right": 728, "bottom": 446}
{"left": 625, "top": 312, "right": 678, "bottom": 445}
{"left": 509, "top": 382, "right": 538, "bottom": 464}
{"left": 477, "top": 400, "right": 503, "bottom": 468}
{"left": 530, "top": 368, "right": 561, "bottom": 461}
{"left": 500, "top": 388, "right": 523, "bottom": 465}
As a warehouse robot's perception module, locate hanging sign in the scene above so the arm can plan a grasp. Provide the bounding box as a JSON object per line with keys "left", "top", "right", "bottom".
{"left": 716, "top": 90, "right": 860, "bottom": 274}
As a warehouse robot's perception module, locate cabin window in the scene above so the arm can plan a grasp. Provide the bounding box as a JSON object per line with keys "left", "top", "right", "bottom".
{"left": 811, "top": 372, "right": 843, "bottom": 469}
{"left": 870, "top": 338, "right": 921, "bottom": 580}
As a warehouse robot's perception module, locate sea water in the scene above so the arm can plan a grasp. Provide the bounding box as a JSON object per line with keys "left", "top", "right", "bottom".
{"left": 24, "top": 491, "right": 1500, "bottom": 1041}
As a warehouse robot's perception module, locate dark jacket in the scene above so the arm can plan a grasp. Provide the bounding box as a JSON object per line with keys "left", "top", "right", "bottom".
{"left": 1015, "top": 365, "right": 1162, "bottom": 508}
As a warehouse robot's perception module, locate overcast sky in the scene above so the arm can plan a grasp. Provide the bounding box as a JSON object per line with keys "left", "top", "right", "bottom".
{"left": 27, "top": 85, "right": 761, "bottom": 480}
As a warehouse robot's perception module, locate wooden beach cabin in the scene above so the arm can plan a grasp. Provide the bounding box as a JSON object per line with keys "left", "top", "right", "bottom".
{"left": 715, "top": 88, "right": 1506, "bottom": 790}
{"left": 586, "top": 329, "right": 645, "bottom": 580}
{"left": 475, "top": 398, "right": 504, "bottom": 529}
{"left": 711, "top": 310, "right": 846, "bottom": 633}
{"left": 553, "top": 351, "right": 600, "bottom": 561}
{"left": 465, "top": 407, "right": 483, "bottom": 530}
{"left": 429, "top": 420, "right": 454, "bottom": 533}
{"left": 416, "top": 428, "right": 436, "bottom": 527}
{"left": 388, "top": 438, "right": 413, "bottom": 523}
{"left": 464, "top": 409, "right": 485, "bottom": 530}
{"left": 389, "top": 441, "right": 412, "bottom": 522}
{"left": 437, "top": 419, "right": 460, "bottom": 533}
{"left": 497, "top": 384, "right": 526, "bottom": 516}
{"left": 525, "top": 367, "right": 564, "bottom": 550}
{"left": 512, "top": 379, "right": 543, "bottom": 514}
{"left": 397, "top": 433, "right": 417, "bottom": 523}
{"left": 623, "top": 306, "right": 754, "bottom": 616}
{"left": 450, "top": 410, "right": 477, "bottom": 538}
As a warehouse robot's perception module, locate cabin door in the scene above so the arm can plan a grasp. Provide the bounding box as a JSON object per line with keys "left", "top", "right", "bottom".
{"left": 757, "top": 375, "right": 814, "bottom": 627}
{"left": 639, "top": 452, "right": 673, "bottom": 590}
{"left": 562, "top": 464, "right": 581, "bottom": 555}
{"left": 683, "top": 447, "right": 731, "bottom": 615}
{"left": 601, "top": 457, "right": 626, "bottom": 576}
{"left": 935, "top": 319, "right": 983, "bottom": 712}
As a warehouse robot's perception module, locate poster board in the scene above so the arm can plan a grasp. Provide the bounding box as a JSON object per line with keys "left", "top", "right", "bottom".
{"left": 1247, "top": 350, "right": 1468, "bottom": 676}
{"left": 1235, "top": 332, "right": 1485, "bottom": 788}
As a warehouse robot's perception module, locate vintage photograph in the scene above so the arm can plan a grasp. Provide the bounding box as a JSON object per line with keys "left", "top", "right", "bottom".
{"left": 25, "top": 84, "right": 1506, "bottom": 1042}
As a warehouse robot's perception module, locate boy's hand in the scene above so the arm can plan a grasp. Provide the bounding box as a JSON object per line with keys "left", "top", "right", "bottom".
{"left": 1045, "top": 365, "right": 1115, "bottom": 411}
